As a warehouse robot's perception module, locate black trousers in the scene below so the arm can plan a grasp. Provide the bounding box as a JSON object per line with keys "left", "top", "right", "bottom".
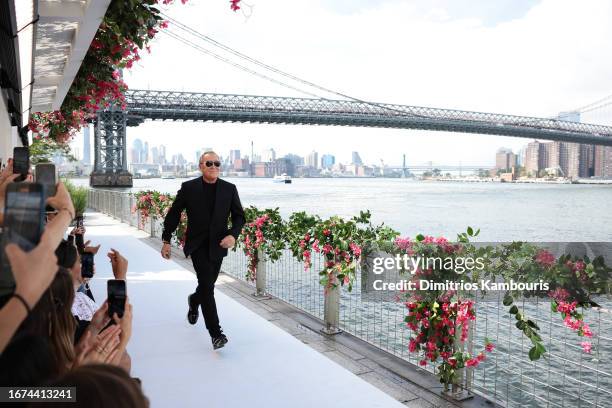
{"left": 190, "top": 244, "right": 223, "bottom": 338}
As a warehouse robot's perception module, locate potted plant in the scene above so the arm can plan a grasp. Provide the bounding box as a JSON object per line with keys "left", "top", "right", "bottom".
{"left": 64, "top": 180, "right": 88, "bottom": 224}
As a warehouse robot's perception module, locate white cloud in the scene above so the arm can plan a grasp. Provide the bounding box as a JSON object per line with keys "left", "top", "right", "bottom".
{"left": 76, "top": 0, "right": 612, "bottom": 166}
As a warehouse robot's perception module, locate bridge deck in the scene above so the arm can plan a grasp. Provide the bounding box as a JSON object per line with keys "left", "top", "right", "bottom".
{"left": 83, "top": 211, "right": 408, "bottom": 408}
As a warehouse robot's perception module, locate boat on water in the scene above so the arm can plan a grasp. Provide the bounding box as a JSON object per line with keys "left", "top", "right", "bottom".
{"left": 273, "top": 174, "right": 292, "bottom": 184}
{"left": 161, "top": 172, "right": 176, "bottom": 179}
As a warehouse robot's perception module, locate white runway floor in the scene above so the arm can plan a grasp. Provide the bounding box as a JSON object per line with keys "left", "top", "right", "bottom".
{"left": 83, "top": 212, "right": 406, "bottom": 408}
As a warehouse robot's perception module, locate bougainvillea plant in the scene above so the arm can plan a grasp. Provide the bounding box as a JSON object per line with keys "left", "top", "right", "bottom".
{"left": 289, "top": 210, "right": 399, "bottom": 292}
{"left": 132, "top": 190, "right": 186, "bottom": 247}
{"left": 237, "top": 206, "right": 285, "bottom": 281}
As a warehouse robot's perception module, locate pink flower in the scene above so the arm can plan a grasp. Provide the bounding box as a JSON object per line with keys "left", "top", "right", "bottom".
{"left": 408, "top": 339, "right": 418, "bottom": 352}
{"left": 418, "top": 360, "right": 427, "bottom": 367}
{"left": 465, "top": 358, "right": 479, "bottom": 367}
{"left": 535, "top": 250, "right": 556, "bottom": 268}
{"left": 485, "top": 343, "right": 495, "bottom": 352}
{"left": 581, "top": 323, "right": 593, "bottom": 338}
{"left": 580, "top": 341, "right": 592, "bottom": 353}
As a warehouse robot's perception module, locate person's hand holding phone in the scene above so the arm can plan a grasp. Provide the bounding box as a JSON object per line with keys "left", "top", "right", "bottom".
{"left": 46, "top": 182, "right": 75, "bottom": 220}
{"left": 110, "top": 297, "right": 133, "bottom": 366}
{"left": 0, "top": 159, "right": 20, "bottom": 225}
{"left": 107, "top": 248, "right": 128, "bottom": 280}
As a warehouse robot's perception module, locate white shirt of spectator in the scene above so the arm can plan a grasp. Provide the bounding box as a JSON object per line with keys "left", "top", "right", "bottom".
{"left": 72, "top": 291, "right": 98, "bottom": 321}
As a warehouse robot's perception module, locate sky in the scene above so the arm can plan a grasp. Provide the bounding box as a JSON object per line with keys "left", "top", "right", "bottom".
{"left": 71, "top": 0, "right": 612, "bottom": 166}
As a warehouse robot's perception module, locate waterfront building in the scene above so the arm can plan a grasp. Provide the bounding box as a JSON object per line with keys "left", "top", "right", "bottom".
{"left": 495, "top": 148, "right": 517, "bottom": 171}
{"left": 594, "top": 146, "right": 612, "bottom": 177}
{"left": 524, "top": 141, "right": 541, "bottom": 176}
{"left": 321, "top": 154, "right": 335, "bottom": 169}
{"left": 307, "top": 151, "right": 319, "bottom": 169}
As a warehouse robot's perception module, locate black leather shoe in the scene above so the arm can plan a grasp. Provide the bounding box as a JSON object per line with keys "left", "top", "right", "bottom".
{"left": 212, "top": 332, "right": 228, "bottom": 350}
{"left": 187, "top": 294, "right": 198, "bottom": 325}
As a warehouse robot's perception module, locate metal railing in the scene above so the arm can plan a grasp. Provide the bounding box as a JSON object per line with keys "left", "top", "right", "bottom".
{"left": 88, "top": 188, "right": 612, "bottom": 407}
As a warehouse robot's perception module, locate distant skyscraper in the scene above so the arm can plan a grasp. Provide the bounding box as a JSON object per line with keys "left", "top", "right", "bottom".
{"left": 229, "top": 149, "right": 241, "bottom": 163}
{"left": 261, "top": 148, "right": 276, "bottom": 162}
{"left": 159, "top": 145, "right": 167, "bottom": 165}
{"left": 283, "top": 154, "right": 304, "bottom": 166}
{"left": 321, "top": 154, "right": 335, "bottom": 169}
{"left": 307, "top": 151, "right": 319, "bottom": 168}
{"left": 351, "top": 151, "right": 363, "bottom": 165}
{"left": 83, "top": 125, "right": 91, "bottom": 165}
{"left": 132, "top": 139, "right": 144, "bottom": 164}
{"left": 151, "top": 146, "right": 159, "bottom": 164}
{"left": 144, "top": 141, "right": 150, "bottom": 164}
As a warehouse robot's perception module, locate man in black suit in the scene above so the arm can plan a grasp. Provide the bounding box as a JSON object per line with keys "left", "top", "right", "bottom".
{"left": 161, "top": 151, "right": 245, "bottom": 350}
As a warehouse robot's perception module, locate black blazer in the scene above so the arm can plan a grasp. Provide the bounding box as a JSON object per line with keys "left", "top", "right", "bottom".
{"left": 162, "top": 177, "right": 245, "bottom": 259}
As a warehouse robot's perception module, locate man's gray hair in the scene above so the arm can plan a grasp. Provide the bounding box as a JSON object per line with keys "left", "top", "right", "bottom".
{"left": 199, "top": 151, "right": 219, "bottom": 163}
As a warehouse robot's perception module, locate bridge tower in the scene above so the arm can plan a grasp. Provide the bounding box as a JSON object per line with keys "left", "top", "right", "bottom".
{"left": 89, "top": 108, "right": 133, "bottom": 187}
{"left": 402, "top": 154, "right": 408, "bottom": 178}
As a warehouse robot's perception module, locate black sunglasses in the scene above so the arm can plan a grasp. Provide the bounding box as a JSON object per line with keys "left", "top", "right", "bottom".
{"left": 203, "top": 160, "right": 221, "bottom": 168}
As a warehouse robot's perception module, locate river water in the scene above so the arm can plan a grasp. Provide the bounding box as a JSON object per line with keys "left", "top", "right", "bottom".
{"left": 72, "top": 177, "right": 612, "bottom": 241}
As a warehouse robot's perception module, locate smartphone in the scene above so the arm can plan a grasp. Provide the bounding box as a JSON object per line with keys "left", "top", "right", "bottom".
{"left": 12, "top": 147, "right": 29, "bottom": 182}
{"left": 81, "top": 253, "right": 94, "bottom": 278}
{"left": 0, "top": 183, "right": 45, "bottom": 296}
{"left": 75, "top": 216, "right": 84, "bottom": 229}
{"left": 35, "top": 163, "right": 57, "bottom": 199}
{"left": 107, "top": 279, "right": 126, "bottom": 320}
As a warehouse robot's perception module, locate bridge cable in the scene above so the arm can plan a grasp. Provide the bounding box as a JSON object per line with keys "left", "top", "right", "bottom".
{"left": 159, "top": 13, "right": 440, "bottom": 120}
{"left": 159, "top": 15, "right": 610, "bottom": 133}
{"left": 162, "top": 29, "right": 326, "bottom": 99}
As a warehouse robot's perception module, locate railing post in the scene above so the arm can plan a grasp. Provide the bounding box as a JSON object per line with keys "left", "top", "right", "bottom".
{"left": 150, "top": 216, "right": 156, "bottom": 237}
{"left": 443, "top": 316, "right": 473, "bottom": 401}
{"left": 119, "top": 194, "right": 124, "bottom": 223}
{"left": 252, "top": 248, "right": 271, "bottom": 299}
{"left": 321, "top": 284, "right": 342, "bottom": 335}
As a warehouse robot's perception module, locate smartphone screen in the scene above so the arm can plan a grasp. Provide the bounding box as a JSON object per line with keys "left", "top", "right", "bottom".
{"left": 35, "top": 164, "right": 57, "bottom": 198}
{"left": 0, "top": 184, "right": 45, "bottom": 296}
{"left": 81, "top": 253, "right": 94, "bottom": 278}
{"left": 13, "top": 147, "right": 29, "bottom": 179}
{"left": 107, "top": 279, "right": 127, "bottom": 319}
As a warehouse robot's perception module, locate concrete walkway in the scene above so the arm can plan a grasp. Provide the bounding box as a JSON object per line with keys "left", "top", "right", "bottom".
{"left": 83, "top": 211, "right": 406, "bottom": 408}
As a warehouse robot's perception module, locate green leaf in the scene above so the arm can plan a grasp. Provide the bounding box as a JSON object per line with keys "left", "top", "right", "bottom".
{"left": 416, "top": 234, "right": 425, "bottom": 242}
{"left": 467, "top": 226, "right": 474, "bottom": 236}
{"left": 503, "top": 293, "right": 514, "bottom": 306}
{"left": 527, "top": 320, "right": 540, "bottom": 330}
{"left": 509, "top": 305, "right": 518, "bottom": 314}
{"left": 528, "top": 346, "right": 541, "bottom": 361}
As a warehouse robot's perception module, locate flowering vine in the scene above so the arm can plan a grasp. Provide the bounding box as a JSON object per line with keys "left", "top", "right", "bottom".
{"left": 237, "top": 207, "right": 285, "bottom": 281}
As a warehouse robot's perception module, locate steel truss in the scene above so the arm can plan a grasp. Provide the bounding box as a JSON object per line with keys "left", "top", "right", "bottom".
{"left": 124, "top": 89, "right": 612, "bottom": 146}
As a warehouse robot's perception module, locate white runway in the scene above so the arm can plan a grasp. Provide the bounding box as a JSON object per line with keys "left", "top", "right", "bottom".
{"left": 83, "top": 212, "right": 405, "bottom": 408}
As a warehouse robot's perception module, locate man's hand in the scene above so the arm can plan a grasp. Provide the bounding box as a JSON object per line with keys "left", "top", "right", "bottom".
{"left": 107, "top": 248, "right": 128, "bottom": 280}
{"left": 219, "top": 235, "right": 236, "bottom": 249}
{"left": 161, "top": 242, "right": 171, "bottom": 259}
